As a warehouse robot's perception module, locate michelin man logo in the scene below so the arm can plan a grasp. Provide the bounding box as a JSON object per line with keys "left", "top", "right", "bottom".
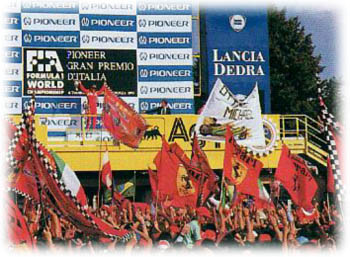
{"left": 81, "top": 17, "right": 90, "bottom": 27}
{"left": 139, "top": 69, "right": 148, "bottom": 78}
{"left": 138, "top": 36, "right": 147, "bottom": 45}
{"left": 23, "top": 17, "right": 32, "bottom": 26}
{"left": 229, "top": 15, "right": 246, "bottom": 32}
{"left": 139, "top": 52, "right": 147, "bottom": 61}
{"left": 23, "top": 33, "right": 32, "bottom": 43}
{"left": 138, "top": 19, "right": 147, "bottom": 28}
{"left": 140, "top": 102, "right": 149, "bottom": 111}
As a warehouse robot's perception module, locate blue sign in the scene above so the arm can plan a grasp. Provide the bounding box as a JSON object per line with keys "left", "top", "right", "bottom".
{"left": 138, "top": 33, "right": 192, "bottom": 48}
{"left": 5, "top": 47, "right": 22, "bottom": 63}
{"left": 21, "top": 1, "right": 79, "bottom": 13}
{"left": 204, "top": 8, "right": 271, "bottom": 113}
{"left": 22, "top": 97, "right": 81, "bottom": 114}
{"left": 80, "top": 14, "right": 136, "bottom": 31}
{"left": 22, "top": 31, "right": 80, "bottom": 47}
{"left": 3, "top": 81, "right": 22, "bottom": 97}
{"left": 138, "top": 66, "right": 193, "bottom": 82}
{"left": 4, "top": 13, "right": 21, "bottom": 29}
{"left": 137, "top": 2, "right": 192, "bottom": 15}
{"left": 139, "top": 98, "right": 194, "bottom": 114}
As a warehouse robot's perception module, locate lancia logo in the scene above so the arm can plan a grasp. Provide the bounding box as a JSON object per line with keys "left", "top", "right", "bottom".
{"left": 229, "top": 15, "right": 246, "bottom": 32}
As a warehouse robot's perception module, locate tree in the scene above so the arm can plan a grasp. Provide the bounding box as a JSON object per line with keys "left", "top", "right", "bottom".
{"left": 318, "top": 77, "right": 342, "bottom": 121}
{"left": 268, "top": 8, "right": 325, "bottom": 118}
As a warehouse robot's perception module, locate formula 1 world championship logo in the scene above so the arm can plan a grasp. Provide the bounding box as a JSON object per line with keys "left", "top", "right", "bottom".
{"left": 229, "top": 15, "right": 246, "bottom": 32}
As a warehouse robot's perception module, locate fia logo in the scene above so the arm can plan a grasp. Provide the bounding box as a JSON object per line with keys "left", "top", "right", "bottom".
{"left": 140, "top": 101, "right": 149, "bottom": 111}
{"left": 23, "top": 17, "right": 32, "bottom": 26}
{"left": 26, "top": 50, "right": 63, "bottom": 72}
{"left": 139, "top": 52, "right": 147, "bottom": 61}
{"left": 138, "top": 19, "right": 147, "bottom": 28}
{"left": 139, "top": 69, "right": 148, "bottom": 78}
{"left": 138, "top": 36, "right": 147, "bottom": 45}
{"left": 23, "top": 33, "right": 32, "bottom": 43}
{"left": 229, "top": 15, "right": 246, "bottom": 32}
{"left": 81, "top": 17, "right": 90, "bottom": 27}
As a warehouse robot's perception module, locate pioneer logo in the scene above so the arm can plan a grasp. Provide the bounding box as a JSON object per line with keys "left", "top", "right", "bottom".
{"left": 23, "top": 33, "right": 32, "bottom": 43}
{"left": 81, "top": 17, "right": 89, "bottom": 26}
{"left": 139, "top": 52, "right": 147, "bottom": 61}
{"left": 138, "top": 36, "right": 147, "bottom": 45}
{"left": 139, "top": 69, "right": 149, "bottom": 78}
{"left": 140, "top": 101, "right": 149, "bottom": 111}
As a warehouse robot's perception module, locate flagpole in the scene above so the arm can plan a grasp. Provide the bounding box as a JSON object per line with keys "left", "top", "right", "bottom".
{"left": 133, "top": 171, "right": 136, "bottom": 202}
{"left": 97, "top": 119, "right": 103, "bottom": 208}
{"left": 326, "top": 193, "right": 332, "bottom": 222}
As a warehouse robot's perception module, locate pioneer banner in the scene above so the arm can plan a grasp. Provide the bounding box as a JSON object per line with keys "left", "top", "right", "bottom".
{"left": 23, "top": 48, "right": 137, "bottom": 96}
{"left": 195, "top": 78, "right": 265, "bottom": 148}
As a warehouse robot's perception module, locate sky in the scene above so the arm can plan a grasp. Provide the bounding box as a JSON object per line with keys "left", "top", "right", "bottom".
{"left": 286, "top": 8, "right": 339, "bottom": 80}
{"left": 193, "top": 4, "right": 339, "bottom": 80}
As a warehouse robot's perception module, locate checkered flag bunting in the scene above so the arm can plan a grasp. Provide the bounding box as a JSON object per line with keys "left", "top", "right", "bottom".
{"left": 318, "top": 86, "right": 344, "bottom": 205}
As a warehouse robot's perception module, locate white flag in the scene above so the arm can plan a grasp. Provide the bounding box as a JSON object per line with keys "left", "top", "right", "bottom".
{"left": 195, "top": 78, "right": 265, "bottom": 148}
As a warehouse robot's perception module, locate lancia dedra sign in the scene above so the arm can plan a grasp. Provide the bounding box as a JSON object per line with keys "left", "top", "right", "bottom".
{"left": 204, "top": 8, "right": 271, "bottom": 113}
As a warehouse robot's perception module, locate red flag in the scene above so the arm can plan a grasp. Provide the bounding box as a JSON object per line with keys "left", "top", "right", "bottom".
{"left": 101, "top": 151, "right": 113, "bottom": 190}
{"left": 9, "top": 161, "right": 40, "bottom": 203}
{"left": 102, "top": 87, "right": 147, "bottom": 148}
{"left": 275, "top": 144, "right": 318, "bottom": 209}
{"left": 153, "top": 137, "right": 197, "bottom": 207}
{"left": 147, "top": 167, "right": 158, "bottom": 201}
{"left": 327, "top": 157, "right": 335, "bottom": 193}
{"left": 223, "top": 126, "right": 263, "bottom": 198}
{"left": 7, "top": 197, "right": 33, "bottom": 248}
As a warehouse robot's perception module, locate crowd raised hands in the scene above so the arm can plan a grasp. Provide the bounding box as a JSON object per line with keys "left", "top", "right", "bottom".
{"left": 12, "top": 194, "right": 341, "bottom": 253}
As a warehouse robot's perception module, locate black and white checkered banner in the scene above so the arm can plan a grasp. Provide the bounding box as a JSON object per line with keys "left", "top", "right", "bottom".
{"left": 318, "top": 87, "right": 344, "bottom": 204}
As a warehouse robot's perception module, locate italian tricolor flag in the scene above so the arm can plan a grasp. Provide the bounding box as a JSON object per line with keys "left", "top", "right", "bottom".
{"left": 101, "top": 151, "right": 113, "bottom": 190}
{"left": 51, "top": 151, "right": 88, "bottom": 207}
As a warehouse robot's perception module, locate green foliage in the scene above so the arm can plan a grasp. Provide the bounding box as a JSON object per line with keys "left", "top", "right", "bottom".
{"left": 268, "top": 7, "right": 327, "bottom": 118}
{"left": 318, "top": 77, "right": 343, "bottom": 120}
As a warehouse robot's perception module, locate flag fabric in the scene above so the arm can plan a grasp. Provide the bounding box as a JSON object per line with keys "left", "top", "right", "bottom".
{"left": 153, "top": 137, "right": 197, "bottom": 207}
{"left": 255, "top": 179, "right": 273, "bottom": 209}
{"left": 100, "top": 151, "right": 113, "bottom": 204}
{"left": 8, "top": 161, "right": 40, "bottom": 204}
{"left": 116, "top": 180, "right": 135, "bottom": 198}
{"left": 223, "top": 126, "right": 263, "bottom": 198}
{"left": 102, "top": 87, "right": 148, "bottom": 148}
{"left": 147, "top": 167, "right": 158, "bottom": 201}
{"left": 7, "top": 197, "right": 33, "bottom": 248}
{"left": 275, "top": 144, "right": 318, "bottom": 209}
{"left": 18, "top": 96, "right": 133, "bottom": 242}
{"left": 191, "top": 135, "right": 218, "bottom": 200}
{"left": 327, "top": 157, "right": 335, "bottom": 193}
{"left": 101, "top": 151, "right": 113, "bottom": 190}
{"left": 318, "top": 87, "right": 344, "bottom": 204}
{"left": 195, "top": 78, "right": 266, "bottom": 151}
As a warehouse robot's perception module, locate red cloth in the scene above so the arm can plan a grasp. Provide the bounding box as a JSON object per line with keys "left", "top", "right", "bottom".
{"left": 101, "top": 151, "right": 113, "bottom": 190}
{"left": 147, "top": 167, "right": 158, "bottom": 201}
{"left": 223, "top": 126, "right": 263, "bottom": 198}
{"left": 153, "top": 137, "right": 197, "bottom": 207}
{"left": 196, "top": 207, "right": 211, "bottom": 218}
{"left": 7, "top": 197, "right": 33, "bottom": 248}
{"left": 102, "top": 87, "right": 147, "bottom": 148}
{"left": 327, "top": 157, "right": 335, "bottom": 193}
{"left": 275, "top": 144, "right": 318, "bottom": 209}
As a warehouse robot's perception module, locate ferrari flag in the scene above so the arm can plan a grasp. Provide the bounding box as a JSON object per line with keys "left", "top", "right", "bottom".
{"left": 102, "top": 87, "right": 147, "bottom": 148}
